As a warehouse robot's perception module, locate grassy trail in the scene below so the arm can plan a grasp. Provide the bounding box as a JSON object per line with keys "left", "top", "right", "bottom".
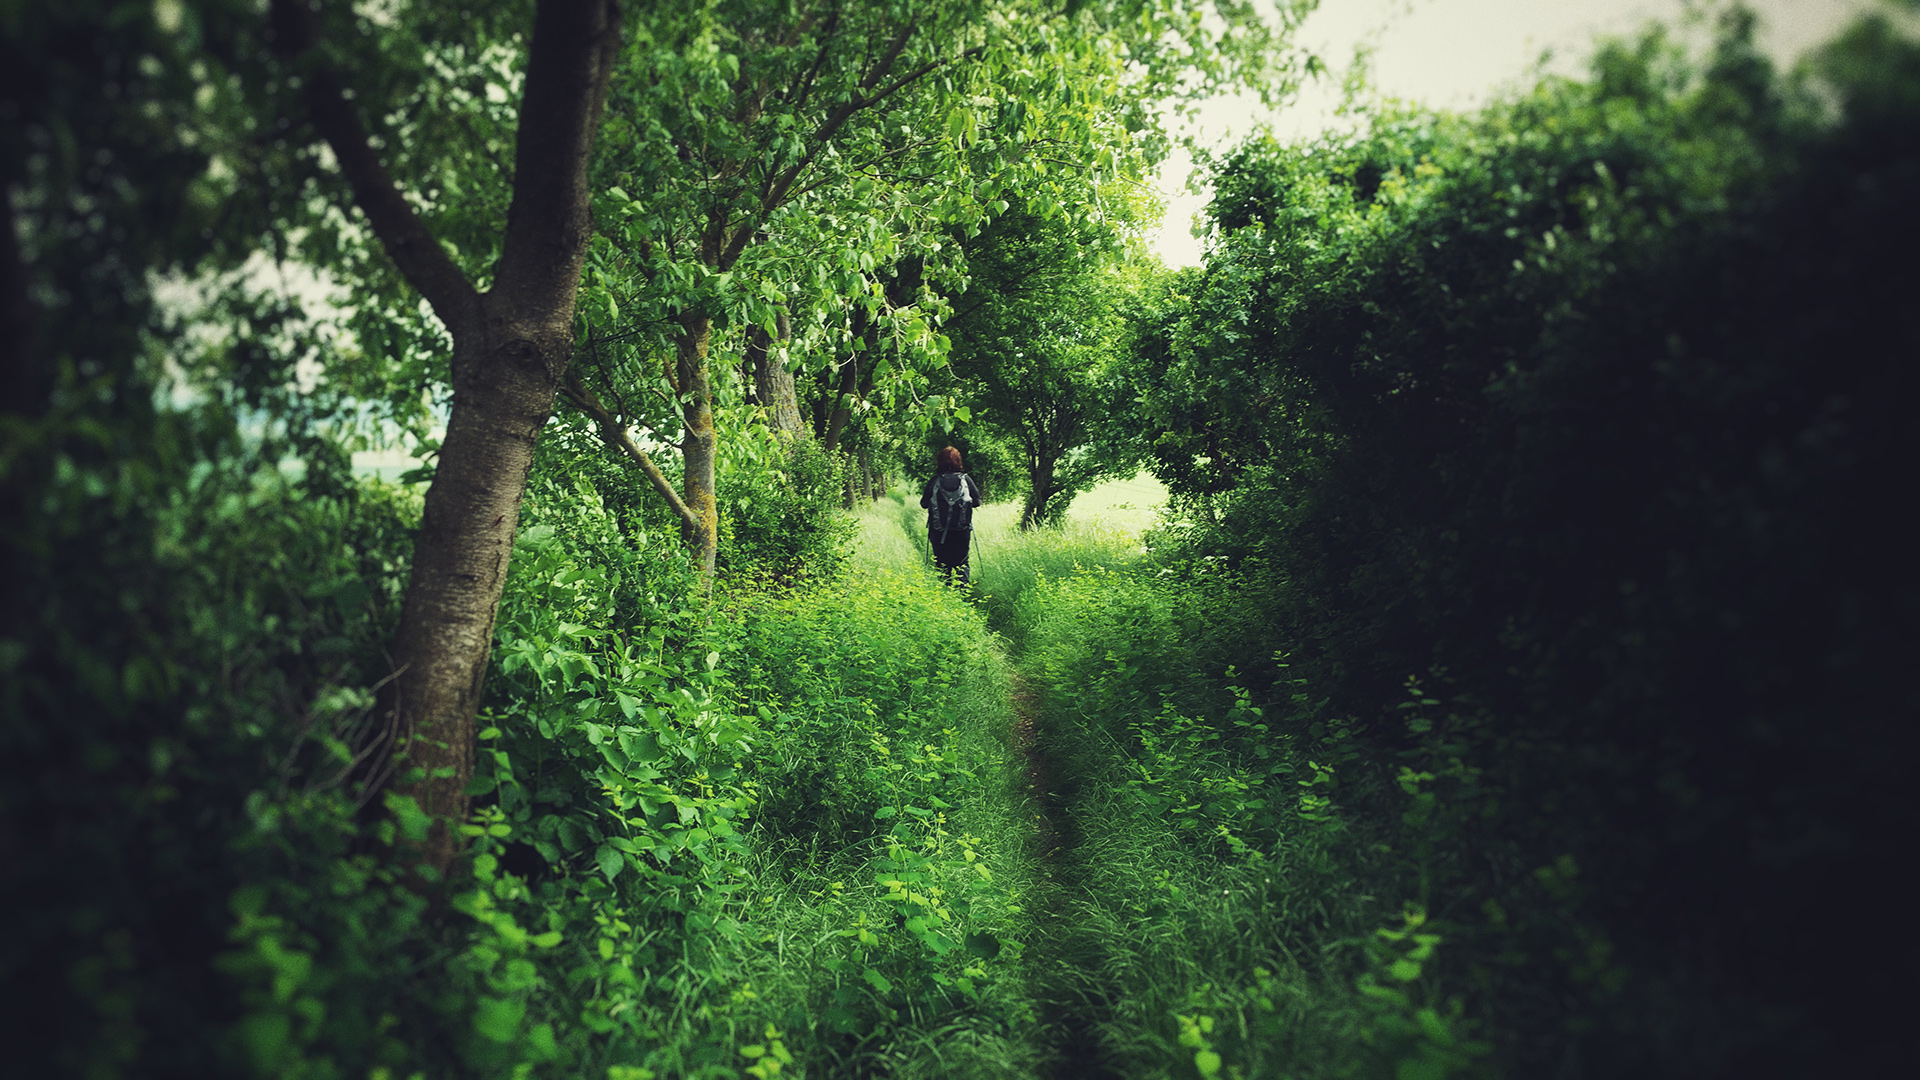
{"left": 846, "top": 482, "right": 1169, "bottom": 1078}
{"left": 846, "top": 479, "right": 1423, "bottom": 1080}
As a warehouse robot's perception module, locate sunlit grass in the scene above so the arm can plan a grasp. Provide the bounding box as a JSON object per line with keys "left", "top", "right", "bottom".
{"left": 846, "top": 473, "right": 1170, "bottom": 641}
{"left": 830, "top": 472, "right": 1383, "bottom": 1077}
{"left": 725, "top": 540, "right": 1048, "bottom": 1076}
{"left": 850, "top": 490, "right": 925, "bottom": 576}
{"left": 1062, "top": 471, "right": 1168, "bottom": 537}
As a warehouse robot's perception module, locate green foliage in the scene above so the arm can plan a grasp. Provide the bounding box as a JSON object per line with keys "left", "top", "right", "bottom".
{"left": 29, "top": 1, "right": 1913, "bottom": 1077}
{"left": 1118, "top": 5, "right": 1920, "bottom": 1074}
{"left": 718, "top": 507, "right": 1045, "bottom": 1074}
{"left": 943, "top": 193, "right": 1156, "bottom": 527}
{"left": 572, "top": 0, "right": 1307, "bottom": 482}
{"left": 999, "top": 554, "right": 1490, "bottom": 1080}
{"left": 200, "top": 463, "right": 1042, "bottom": 1079}
{"left": 2, "top": 452, "right": 423, "bottom": 1076}
{"left": 714, "top": 424, "right": 858, "bottom": 585}
{"left": 903, "top": 425, "right": 1028, "bottom": 508}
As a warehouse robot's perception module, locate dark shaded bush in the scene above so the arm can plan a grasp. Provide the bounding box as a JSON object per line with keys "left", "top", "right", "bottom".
{"left": 1125, "top": 10, "right": 1919, "bottom": 1074}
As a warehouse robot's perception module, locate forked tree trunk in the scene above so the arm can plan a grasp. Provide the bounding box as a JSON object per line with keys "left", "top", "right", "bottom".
{"left": 272, "top": 0, "right": 622, "bottom": 878}
{"left": 1021, "top": 448, "right": 1058, "bottom": 530}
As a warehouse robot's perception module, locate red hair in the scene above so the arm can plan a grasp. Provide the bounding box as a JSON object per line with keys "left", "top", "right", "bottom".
{"left": 937, "top": 446, "right": 964, "bottom": 473}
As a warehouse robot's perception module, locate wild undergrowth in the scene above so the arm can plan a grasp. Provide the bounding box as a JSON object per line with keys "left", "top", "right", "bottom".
{"left": 913, "top": 477, "right": 1489, "bottom": 1080}
{"left": 1010, "top": 564, "right": 1489, "bottom": 1080}
{"left": 720, "top": 501, "right": 1044, "bottom": 1079}
{"left": 196, "top": 459, "right": 1044, "bottom": 1079}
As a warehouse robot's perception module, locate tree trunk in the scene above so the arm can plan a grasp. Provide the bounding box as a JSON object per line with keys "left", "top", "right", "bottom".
{"left": 857, "top": 443, "right": 877, "bottom": 500}
{"left": 1021, "top": 478, "right": 1054, "bottom": 530}
{"left": 384, "top": 322, "right": 559, "bottom": 872}
{"left": 822, "top": 349, "right": 860, "bottom": 452}
{"left": 1021, "top": 435, "right": 1057, "bottom": 529}
{"left": 746, "top": 309, "right": 805, "bottom": 438}
{"left": 676, "top": 311, "right": 720, "bottom": 575}
{"left": 272, "top": 0, "right": 621, "bottom": 879}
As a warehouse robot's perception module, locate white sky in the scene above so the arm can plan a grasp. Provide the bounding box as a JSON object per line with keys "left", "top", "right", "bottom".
{"left": 1147, "top": 0, "right": 1884, "bottom": 268}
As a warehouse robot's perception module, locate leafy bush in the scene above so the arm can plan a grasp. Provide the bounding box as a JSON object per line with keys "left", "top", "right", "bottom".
{"left": 1122, "top": 8, "right": 1919, "bottom": 1074}
{"left": 715, "top": 425, "right": 858, "bottom": 585}
{"left": 2, "top": 437, "right": 423, "bottom": 1077}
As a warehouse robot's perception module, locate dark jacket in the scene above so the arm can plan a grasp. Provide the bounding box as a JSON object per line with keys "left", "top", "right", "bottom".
{"left": 920, "top": 472, "right": 982, "bottom": 533}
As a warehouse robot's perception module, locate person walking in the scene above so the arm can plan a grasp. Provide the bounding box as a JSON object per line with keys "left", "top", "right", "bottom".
{"left": 921, "top": 446, "right": 982, "bottom": 586}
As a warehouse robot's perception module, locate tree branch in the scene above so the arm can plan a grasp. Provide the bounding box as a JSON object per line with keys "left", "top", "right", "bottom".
{"left": 860, "top": 14, "right": 918, "bottom": 91}
{"left": 268, "top": 0, "right": 480, "bottom": 329}
{"left": 785, "top": 7, "right": 841, "bottom": 110}
{"left": 759, "top": 36, "right": 982, "bottom": 222}
{"left": 562, "top": 369, "right": 703, "bottom": 534}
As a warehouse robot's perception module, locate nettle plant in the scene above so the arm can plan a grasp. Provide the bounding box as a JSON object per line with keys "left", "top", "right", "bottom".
{"left": 481, "top": 519, "right": 757, "bottom": 891}
{"left": 430, "top": 478, "right": 768, "bottom": 1069}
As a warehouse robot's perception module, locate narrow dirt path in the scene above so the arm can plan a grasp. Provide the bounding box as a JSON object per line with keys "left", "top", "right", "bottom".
{"left": 1008, "top": 668, "right": 1064, "bottom": 864}
{"left": 1005, "top": 663, "right": 1122, "bottom": 1080}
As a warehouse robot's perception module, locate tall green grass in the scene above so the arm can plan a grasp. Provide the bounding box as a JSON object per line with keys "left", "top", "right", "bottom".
{"left": 1012, "top": 567, "right": 1403, "bottom": 1079}
{"left": 717, "top": 498, "right": 1050, "bottom": 1077}
{"left": 837, "top": 480, "right": 1476, "bottom": 1078}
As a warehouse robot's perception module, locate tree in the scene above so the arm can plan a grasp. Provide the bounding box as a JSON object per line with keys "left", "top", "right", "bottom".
{"left": 264, "top": 0, "right": 622, "bottom": 875}
{"left": 945, "top": 195, "right": 1147, "bottom": 527}
{"left": 565, "top": 0, "right": 1304, "bottom": 570}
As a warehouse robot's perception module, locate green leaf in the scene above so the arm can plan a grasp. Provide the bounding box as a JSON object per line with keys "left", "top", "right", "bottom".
{"left": 1416, "top": 1007, "right": 1455, "bottom": 1045}
{"left": 619, "top": 730, "right": 660, "bottom": 762}
{"left": 473, "top": 995, "right": 524, "bottom": 1043}
{"left": 384, "top": 792, "right": 432, "bottom": 844}
{"left": 862, "top": 968, "right": 893, "bottom": 995}
{"left": 595, "top": 843, "right": 625, "bottom": 881}
{"left": 1195, "top": 1050, "right": 1223, "bottom": 1078}
{"left": 526, "top": 1021, "right": 558, "bottom": 1061}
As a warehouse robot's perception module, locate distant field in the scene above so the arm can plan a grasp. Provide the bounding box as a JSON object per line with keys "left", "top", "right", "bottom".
{"left": 1061, "top": 471, "right": 1168, "bottom": 537}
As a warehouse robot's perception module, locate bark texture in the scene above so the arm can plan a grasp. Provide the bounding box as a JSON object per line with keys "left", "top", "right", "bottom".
{"left": 273, "top": 0, "right": 622, "bottom": 876}
{"left": 745, "top": 310, "right": 804, "bottom": 437}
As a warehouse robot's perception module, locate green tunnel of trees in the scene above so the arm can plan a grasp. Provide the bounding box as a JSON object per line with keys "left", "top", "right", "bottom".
{"left": 2, "top": 1, "right": 1914, "bottom": 1077}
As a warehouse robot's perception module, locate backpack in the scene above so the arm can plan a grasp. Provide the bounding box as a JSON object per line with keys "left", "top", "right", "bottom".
{"left": 931, "top": 473, "right": 974, "bottom": 542}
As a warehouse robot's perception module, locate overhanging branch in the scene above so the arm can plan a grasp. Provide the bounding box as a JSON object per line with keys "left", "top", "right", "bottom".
{"left": 268, "top": 0, "right": 480, "bottom": 330}
{"left": 561, "top": 369, "right": 703, "bottom": 535}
